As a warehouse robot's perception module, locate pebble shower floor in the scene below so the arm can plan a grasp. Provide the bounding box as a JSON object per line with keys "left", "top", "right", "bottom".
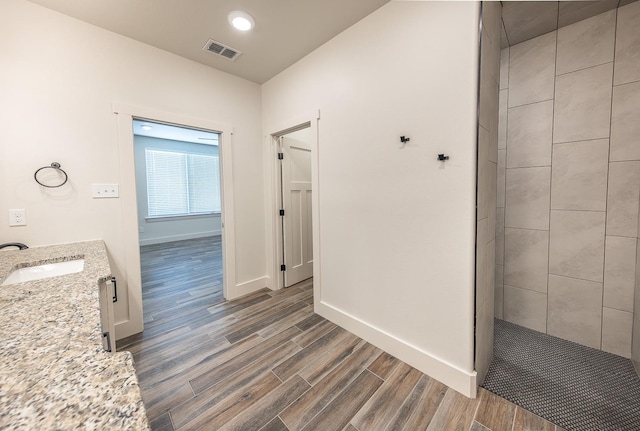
{"left": 482, "top": 319, "right": 640, "bottom": 431}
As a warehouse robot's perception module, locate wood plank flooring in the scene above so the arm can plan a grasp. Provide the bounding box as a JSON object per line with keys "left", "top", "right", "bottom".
{"left": 117, "top": 238, "right": 563, "bottom": 431}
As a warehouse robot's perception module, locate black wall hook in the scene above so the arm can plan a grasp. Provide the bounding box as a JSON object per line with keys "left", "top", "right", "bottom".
{"left": 437, "top": 154, "right": 449, "bottom": 161}
{"left": 400, "top": 136, "right": 410, "bottom": 143}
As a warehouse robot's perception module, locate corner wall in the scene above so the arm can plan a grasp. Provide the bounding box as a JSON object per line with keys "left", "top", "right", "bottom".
{"left": 475, "top": 1, "right": 501, "bottom": 385}
{"left": 496, "top": 2, "right": 640, "bottom": 358}
{"left": 263, "top": 0, "right": 481, "bottom": 396}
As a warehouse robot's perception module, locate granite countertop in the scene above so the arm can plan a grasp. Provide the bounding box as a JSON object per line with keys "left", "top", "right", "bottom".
{"left": 0, "top": 241, "right": 149, "bottom": 430}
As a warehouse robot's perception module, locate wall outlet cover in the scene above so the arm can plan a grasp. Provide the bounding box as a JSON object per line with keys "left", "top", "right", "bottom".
{"left": 9, "top": 209, "right": 26, "bottom": 226}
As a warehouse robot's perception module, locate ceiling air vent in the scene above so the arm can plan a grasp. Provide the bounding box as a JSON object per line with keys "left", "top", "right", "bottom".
{"left": 202, "top": 39, "right": 242, "bottom": 61}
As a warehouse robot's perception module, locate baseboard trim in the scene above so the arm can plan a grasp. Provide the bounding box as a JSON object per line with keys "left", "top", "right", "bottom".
{"left": 139, "top": 231, "right": 221, "bottom": 246}
{"left": 228, "top": 276, "right": 270, "bottom": 300}
{"left": 315, "top": 301, "right": 477, "bottom": 398}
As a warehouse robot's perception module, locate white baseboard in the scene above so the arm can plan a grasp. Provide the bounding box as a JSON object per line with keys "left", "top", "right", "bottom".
{"left": 315, "top": 301, "right": 478, "bottom": 398}
{"left": 139, "top": 231, "right": 221, "bottom": 246}
{"left": 227, "top": 276, "right": 270, "bottom": 300}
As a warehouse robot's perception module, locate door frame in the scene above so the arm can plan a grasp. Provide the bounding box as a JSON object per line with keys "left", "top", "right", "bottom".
{"left": 265, "top": 110, "right": 320, "bottom": 291}
{"left": 113, "top": 102, "right": 236, "bottom": 339}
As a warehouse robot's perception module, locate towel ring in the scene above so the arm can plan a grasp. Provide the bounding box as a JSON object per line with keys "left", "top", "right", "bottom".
{"left": 34, "top": 162, "right": 68, "bottom": 188}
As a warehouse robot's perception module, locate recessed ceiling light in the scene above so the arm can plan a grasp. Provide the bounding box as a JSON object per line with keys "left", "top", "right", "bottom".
{"left": 228, "top": 11, "right": 255, "bottom": 31}
{"left": 141, "top": 125, "right": 153, "bottom": 131}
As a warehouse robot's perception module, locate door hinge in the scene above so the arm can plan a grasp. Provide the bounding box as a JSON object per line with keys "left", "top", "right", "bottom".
{"left": 280, "top": 264, "right": 286, "bottom": 271}
{"left": 278, "top": 152, "right": 284, "bottom": 160}
{"left": 279, "top": 209, "right": 285, "bottom": 216}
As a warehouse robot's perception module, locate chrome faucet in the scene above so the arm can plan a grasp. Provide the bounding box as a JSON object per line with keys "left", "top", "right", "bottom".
{"left": 0, "top": 243, "right": 29, "bottom": 250}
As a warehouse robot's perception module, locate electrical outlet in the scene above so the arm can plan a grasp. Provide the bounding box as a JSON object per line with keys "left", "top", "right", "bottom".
{"left": 92, "top": 184, "right": 119, "bottom": 198}
{"left": 9, "top": 209, "right": 26, "bottom": 226}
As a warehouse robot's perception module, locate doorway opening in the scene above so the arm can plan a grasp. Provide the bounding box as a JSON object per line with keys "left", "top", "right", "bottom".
{"left": 131, "top": 119, "right": 226, "bottom": 325}
{"left": 112, "top": 102, "right": 237, "bottom": 341}
{"left": 273, "top": 124, "right": 313, "bottom": 288}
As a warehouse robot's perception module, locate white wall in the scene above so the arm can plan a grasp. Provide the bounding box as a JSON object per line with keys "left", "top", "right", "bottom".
{"left": 262, "top": 0, "right": 480, "bottom": 396}
{"left": 0, "top": 0, "right": 265, "bottom": 335}
{"left": 134, "top": 135, "right": 221, "bottom": 246}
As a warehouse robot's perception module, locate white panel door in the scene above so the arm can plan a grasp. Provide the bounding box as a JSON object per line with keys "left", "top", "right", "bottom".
{"left": 282, "top": 135, "right": 313, "bottom": 287}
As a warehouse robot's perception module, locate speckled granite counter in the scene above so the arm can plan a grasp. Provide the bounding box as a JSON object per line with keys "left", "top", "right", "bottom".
{"left": 0, "top": 241, "right": 149, "bottom": 430}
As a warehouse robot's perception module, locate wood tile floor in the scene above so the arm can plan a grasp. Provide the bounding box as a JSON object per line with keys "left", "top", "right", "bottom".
{"left": 118, "top": 238, "right": 563, "bottom": 431}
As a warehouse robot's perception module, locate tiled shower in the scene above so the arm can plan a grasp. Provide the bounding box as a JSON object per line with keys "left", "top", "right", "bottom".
{"left": 494, "top": 0, "right": 640, "bottom": 367}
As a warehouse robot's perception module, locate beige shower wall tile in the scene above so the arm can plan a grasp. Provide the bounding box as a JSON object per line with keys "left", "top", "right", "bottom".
{"left": 614, "top": 0, "right": 640, "bottom": 85}
{"left": 549, "top": 210, "right": 606, "bottom": 282}
{"left": 495, "top": 264, "right": 504, "bottom": 319}
{"left": 602, "top": 307, "right": 633, "bottom": 358}
{"left": 504, "top": 228, "right": 549, "bottom": 293}
{"left": 556, "top": 9, "right": 616, "bottom": 76}
{"left": 476, "top": 219, "right": 489, "bottom": 310}
{"left": 636, "top": 239, "right": 640, "bottom": 317}
{"left": 550, "top": 139, "right": 609, "bottom": 211}
{"left": 606, "top": 161, "right": 640, "bottom": 237}
{"left": 482, "top": 2, "right": 502, "bottom": 83}
{"left": 505, "top": 167, "right": 551, "bottom": 230}
{"left": 487, "top": 240, "right": 496, "bottom": 306}
{"left": 553, "top": 63, "right": 613, "bottom": 144}
{"left": 497, "top": 150, "right": 506, "bottom": 208}
{"left": 478, "top": 126, "right": 491, "bottom": 220}
{"left": 489, "top": 110, "right": 499, "bottom": 165}
{"left": 509, "top": 32, "right": 556, "bottom": 107}
{"left": 610, "top": 81, "right": 640, "bottom": 162}
{"left": 500, "top": 48, "right": 509, "bottom": 90}
{"left": 632, "top": 316, "right": 640, "bottom": 366}
{"left": 504, "top": 285, "right": 547, "bottom": 333}
{"left": 488, "top": 166, "right": 497, "bottom": 240}
{"left": 548, "top": 274, "right": 603, "bottom": 349}
{"left": 498, "top": 89, "right": 508, "bottom": 150}
{"left": 476, "top": 298, "right": 495, "bottom": 384}
{"left": 507, "top": 101, "right": 553, "bottom": 168}
{"left": 604, "top": 236, "right": 637, "bottom": 312}
{"left": 479, "top": 68, "right": 499, "bottom": 134}
{"left": 496, "top": 207, "right": 505, "bottom": 264}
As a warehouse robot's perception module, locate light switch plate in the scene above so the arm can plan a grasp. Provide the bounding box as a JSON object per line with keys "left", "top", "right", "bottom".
{"left": 92, "top": 184, "right": 119, "bottom": 198}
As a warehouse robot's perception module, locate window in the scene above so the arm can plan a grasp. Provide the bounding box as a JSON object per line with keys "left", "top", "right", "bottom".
{"left": 145, "top": 149, "right": 220, "bottom": 218}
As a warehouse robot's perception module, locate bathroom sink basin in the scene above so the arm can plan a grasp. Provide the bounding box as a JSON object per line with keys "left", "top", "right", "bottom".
{"left": 1, "top": 259, "right": 85, "bottom": 286}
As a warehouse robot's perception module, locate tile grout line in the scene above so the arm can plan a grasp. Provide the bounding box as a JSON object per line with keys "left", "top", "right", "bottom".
{"left": 555, "top": 60, "right": 614, "bottom": 78}
{"left": 546, "top": 19, "right": 559, "bottom": 336}
{"left": 552, "top": 136, "right": 616, "bottom": 145}
{"left": 501, "top": 40, "right": 510, "bottom": 321}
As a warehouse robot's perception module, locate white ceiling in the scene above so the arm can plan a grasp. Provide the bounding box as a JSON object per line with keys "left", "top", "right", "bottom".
{"left": 26, "top": 0, "right": 390, "bottom": 84}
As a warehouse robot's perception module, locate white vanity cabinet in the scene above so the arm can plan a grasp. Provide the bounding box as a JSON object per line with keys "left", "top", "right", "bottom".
{"left": 99, "top": 277, "right": 116, "bottom": 352}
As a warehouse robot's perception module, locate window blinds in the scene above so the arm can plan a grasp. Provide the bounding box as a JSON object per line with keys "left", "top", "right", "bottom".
{"left": 145, "top": 149, "right": 220, "bottom": 217}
